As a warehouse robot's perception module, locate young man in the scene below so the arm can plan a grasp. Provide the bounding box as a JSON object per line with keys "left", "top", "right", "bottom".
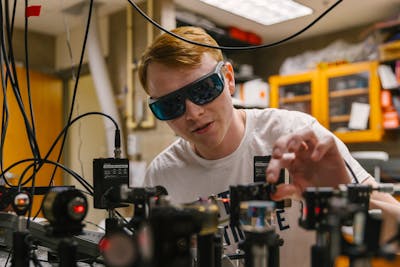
{"left": 138, "top": 26, "right": 400, "bottom": 266}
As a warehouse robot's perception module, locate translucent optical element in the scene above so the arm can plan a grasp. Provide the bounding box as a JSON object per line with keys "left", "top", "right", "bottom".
{"left": 199, "top": 0, "right": 313, "bottom": 26}
{"left": 73, "top": 205, "right": 86, "bottom": 214}
{"left": 240, "top": 200, "right": 276, "bottom": 232}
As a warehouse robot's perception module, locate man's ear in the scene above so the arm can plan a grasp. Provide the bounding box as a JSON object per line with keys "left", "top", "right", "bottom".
{"left": 224, "top": 62, "right": 236, "bottom": 95}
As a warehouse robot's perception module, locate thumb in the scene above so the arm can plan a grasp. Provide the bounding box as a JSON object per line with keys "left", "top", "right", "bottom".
{"left": 270, "top": 184, "right": 302, "bottom": 201}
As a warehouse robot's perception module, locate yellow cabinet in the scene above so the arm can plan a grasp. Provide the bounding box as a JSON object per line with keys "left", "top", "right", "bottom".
{"left": 269, "top": 61, "right": 383, "bottom": 143}
{"left": 320, "top": 61, "right": 383, "bottom": 143}
{"left": 269, "top": 70, "right": 320, "bottom": 116}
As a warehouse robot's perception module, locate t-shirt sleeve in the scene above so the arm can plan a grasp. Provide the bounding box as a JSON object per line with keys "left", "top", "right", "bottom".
{"left": 309, "top": 119, "right": 371, "bottom": 183}
{"left": 143, "top": 162, "right": 157, "bottom": 187}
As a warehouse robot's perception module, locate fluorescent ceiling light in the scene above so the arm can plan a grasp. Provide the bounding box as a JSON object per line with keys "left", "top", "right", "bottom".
{"left": 198, "top": 0, "right": 313, "bottom": 26}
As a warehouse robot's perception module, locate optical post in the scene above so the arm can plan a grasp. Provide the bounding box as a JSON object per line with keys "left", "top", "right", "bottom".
{"left": 11, "top": 192, "right": 31, "bottom": 267}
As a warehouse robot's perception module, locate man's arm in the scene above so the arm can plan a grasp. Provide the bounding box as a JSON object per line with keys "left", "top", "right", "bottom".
{"left": 266, "top": 127, "right": 400, "bottom": 243}
{"left": 266, "top": 127, "right": 351, "bottom": 199}
{"left": 363, "top": 176, "right": 400, "bottom": 243}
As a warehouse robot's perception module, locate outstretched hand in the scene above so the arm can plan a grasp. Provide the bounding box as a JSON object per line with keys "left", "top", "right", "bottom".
{"left": 266, "top": 128, "right": 351, "bottom": 200}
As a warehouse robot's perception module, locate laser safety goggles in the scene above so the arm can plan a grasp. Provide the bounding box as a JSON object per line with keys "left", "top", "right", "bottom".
{"left": 149, "top": 61, "right": 225, "bottom": 121}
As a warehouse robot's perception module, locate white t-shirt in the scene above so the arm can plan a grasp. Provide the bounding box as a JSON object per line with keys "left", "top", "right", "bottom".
{"left": 144, "top": 108, "right": 370, "bottom": 267}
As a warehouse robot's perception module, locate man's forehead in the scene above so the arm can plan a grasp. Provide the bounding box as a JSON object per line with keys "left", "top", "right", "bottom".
{"left": 147, "top": 60, "right": 216, "bottom": 97}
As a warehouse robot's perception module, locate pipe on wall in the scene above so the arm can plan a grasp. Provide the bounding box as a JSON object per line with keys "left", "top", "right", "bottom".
{"left": 86, "top": 6, "right": 125, "bottom": 157}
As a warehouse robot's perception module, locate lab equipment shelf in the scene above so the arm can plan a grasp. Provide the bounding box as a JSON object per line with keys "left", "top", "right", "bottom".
{"left": 269, "top": 61, "right": 383, "bottom": 143}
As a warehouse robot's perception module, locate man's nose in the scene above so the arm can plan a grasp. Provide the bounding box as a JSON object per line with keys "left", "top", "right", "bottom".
{"left": 184, "top": 99, "right": 204, "bottom": 120}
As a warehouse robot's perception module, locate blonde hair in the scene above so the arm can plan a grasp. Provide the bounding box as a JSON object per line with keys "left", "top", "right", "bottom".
{"left": 138, "top": 26, "right": 223, "bottom": 93}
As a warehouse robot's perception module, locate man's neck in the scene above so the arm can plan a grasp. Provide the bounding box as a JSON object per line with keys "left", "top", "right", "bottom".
{"left": 192, "top": 109, "right": 246, "bottom": 160}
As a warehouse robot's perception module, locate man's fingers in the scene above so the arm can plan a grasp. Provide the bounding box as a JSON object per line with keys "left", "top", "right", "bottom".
{"left": 270, "top": 184, "right": 301, "bottom": 201}
{"left": 311, "top": 134, "right": 337, "bottom": 161}
{"left": 272, "top": 128, "right": 318, "bottom": 156}
{"left": 268, "top": 128, "right": 319, "bottom": 183}
{"left": 266, "top": 157, "right": 283, "bottom": 184}
{"left": 266, "top": 153, "right": 294, "bottom": 183}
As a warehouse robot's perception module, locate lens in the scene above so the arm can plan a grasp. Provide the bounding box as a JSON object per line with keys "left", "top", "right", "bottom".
{"left": 12, "top": 192, "right": 31, "bottom": 216}
{"left": 150, "top": 92, "right": 185, "bottom": 120}
{"left": 148, "top": 61, "right": 225, "bottom": 121}
{"left": 100, "top": 231, "right": 137, "bottom": 267}
{"left": 189, "top": 74, "right": 224, "bottom": 105}
{"left": 43, "top": 188, "right": 88, "bottom": 227}
{"left": 239, "top": 201, "right": 276, "bottom": 232}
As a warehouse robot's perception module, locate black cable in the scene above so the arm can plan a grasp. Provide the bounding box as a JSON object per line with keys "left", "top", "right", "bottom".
{"left": 0, "top": 0, "right": 39, "bottom": 185}
{"left": 0, "top": 1, "right": 18, "bottom": 187}
{"left": 29, "top": 257, "right": 57, "bottom": 264}
{"left": 30, "top": 258, "right": 49, "bottom": 263}
{"left": 115, "top": 209, "right": 131, "bottom": 226}
{"left": 46, "top": 111, "right": 119, "bottom": 158}
{"left": 24, "top": 0, "right": 36, "bottom": 137}
{"left": 84, "top": 220, "right": 106, "bottom": 231}
{"left": 0, "top": 0, "right": 17, "bottom": 178}
{"left": 0, "top": 158, "right": 93, "bottom": 195}
{"left": 19, "top": 111, "right": 119, "bottom": 187}
{"left": 345, "top": 159, "right": 360, "bottom": 184}
{"left": 0, "top": 3, "right": 7, "bottom": 174}
{"left": 10, "top": 0, "right": 17, "bottom": 36}
{"left": 14, "top": 157, "right": 93, "bottom": 224}
{"left": 47, "top": 0, "right": 94, "bottom": 188}
{"left": 4, "top": 249, "right": 11, "bottom": 267}
{"left": 78, "top": 189, "right": 94, "bottom": 196}
{"left": 22, "top": 159, "right": 93, "bottom": 194}
{"left": 0, "top": 45, "right": 8, "bottom": 177}
{"left": 4, "top": 0, "right": 20, "bottom": 92}
{"left": 16, "top": 160, "right": 93, "bottom": 195}
{"left": 127, "top": 0, "right": 343, "bottom": 51}
{"left": 0, "top": 158, "right": 36, "bottom": 180}
{"left": 0, "top": 1, "right": 41, "bottom": 161}
{"left": 24, "top": 111, "right": 118, "bottom": 219}
{"left": 23, "top": 0, "right": 40, "bottom": 225}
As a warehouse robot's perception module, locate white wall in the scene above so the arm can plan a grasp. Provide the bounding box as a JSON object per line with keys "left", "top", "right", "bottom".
{"left": 66, "top": 74, "right": 109, "bottom": 228}
{"left": 60, "top": 12, "right": 130, "bottom": 227}
{"left": 61, "top": 1, "right": 178, "bottom": 227}
{"left": 55, "top": 15, "right": 109, "bottom": 71}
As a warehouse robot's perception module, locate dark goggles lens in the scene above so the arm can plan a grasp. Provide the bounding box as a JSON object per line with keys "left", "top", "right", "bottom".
{"left": 149, "top": 62, "right": 225, "bottom": 121}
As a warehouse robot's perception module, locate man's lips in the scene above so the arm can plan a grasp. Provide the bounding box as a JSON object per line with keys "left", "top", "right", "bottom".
{"left": 192, "top": 122, "right": 213, "bottom": 134}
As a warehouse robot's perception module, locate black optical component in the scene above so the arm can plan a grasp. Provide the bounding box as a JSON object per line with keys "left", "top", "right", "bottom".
{"left": 99, "top": 229, "right": 139, "bottom": 267}
{"left": 149, "top": 61, "right": 225, "bottom": 121}
{"left": 230, "top": 182, "right": 285, "bottom": 227}
{"left": 0, "top": 186, "right": 15, "bottom": 211}
{"left": 43, "top": 188, "right": 88, "bottom": 236}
